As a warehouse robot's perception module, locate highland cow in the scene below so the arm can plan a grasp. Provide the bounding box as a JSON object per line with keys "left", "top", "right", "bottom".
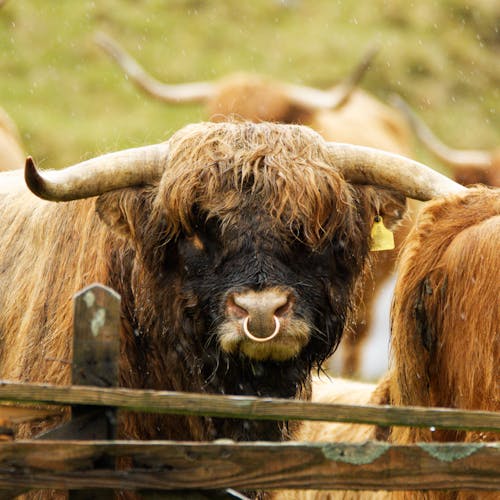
{"left": 95, "top": 32, "right": 416, "bottom": 378}
{"left": 274, "top": 186, "right": 500, "bottom": 500}
{"left": 0, "top": 121, "right": 463, "bottom": 444}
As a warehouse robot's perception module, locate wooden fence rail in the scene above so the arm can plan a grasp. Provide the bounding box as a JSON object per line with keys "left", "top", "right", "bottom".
{"left": 0, "top": 441, "right": 498, "bottom": 491}
{"left": 0, "top": 283, "right": 498, "bottom": 495}
{"left": 1, "top": 381, "right": 499, "bottom": 432}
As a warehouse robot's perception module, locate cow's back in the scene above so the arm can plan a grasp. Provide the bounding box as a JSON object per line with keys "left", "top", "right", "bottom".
{"left": 309, "top": 90, "right": 411, "bottom": 157}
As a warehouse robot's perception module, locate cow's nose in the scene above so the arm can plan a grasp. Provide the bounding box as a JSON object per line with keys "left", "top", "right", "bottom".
{"left": 227, "top": 289, "right": 293, "bottom": 341}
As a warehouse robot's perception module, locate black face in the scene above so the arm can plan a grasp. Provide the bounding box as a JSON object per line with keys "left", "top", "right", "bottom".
{"left": 139, "top": 204, "right": 360, "bottom": 441}
{"left": 173, "top": 204, "right": 363, "bottom": 384}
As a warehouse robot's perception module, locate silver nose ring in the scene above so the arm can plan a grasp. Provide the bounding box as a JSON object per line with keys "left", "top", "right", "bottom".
{"left": 242, "top": 315, "right": 281, "bottom": 342}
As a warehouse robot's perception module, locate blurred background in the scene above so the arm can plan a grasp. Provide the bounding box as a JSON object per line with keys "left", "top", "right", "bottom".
{"left": 1, "top": 0, "right": 498, "bottom": 166}
{"left": 1, "top": 0, "right": 498, "bottom": 379}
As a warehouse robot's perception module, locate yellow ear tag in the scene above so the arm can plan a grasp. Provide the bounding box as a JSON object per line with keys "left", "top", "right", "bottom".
{"left": 370, "top": 216, "right": 395, "bottom": 251}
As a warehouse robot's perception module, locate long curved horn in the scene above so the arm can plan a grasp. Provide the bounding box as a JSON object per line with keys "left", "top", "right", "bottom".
{"left": 25, "top": 142, "right": 169, "bottom": 201}
{"left": 391, "top": 95, "right": 492, "bottom": 168}
{"left": 94, "top": 32, "right": 215, "bottom": 103}
{"left": 283, "top": 44, "right": 378, "bottom": 111}
{"left": 326, "top": 142, "right": 467, "bottom": 201}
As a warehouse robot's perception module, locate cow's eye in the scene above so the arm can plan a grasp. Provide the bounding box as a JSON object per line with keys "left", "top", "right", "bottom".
{"left": 198, "top": 217, "right": 221, "bottom": 254}
{"left": 187, "top": 234, "right": 205, "bottom": 251}
{"left": 187, "top": 215, "right": 221, "bottom": 257}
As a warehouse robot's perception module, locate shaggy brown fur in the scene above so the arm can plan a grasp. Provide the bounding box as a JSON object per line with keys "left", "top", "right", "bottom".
{"left": 390, "top": 187, "right": 500, "bottom": 443}
{"left": 206, "top": 73, "right": 414, "bottom": 378}
{"left": 273, "top": 186, "right": 500, "bottom": 500}
{"left": 0, "top": 106, "right": 24, "bottom": 171}
{"left": 0, "top": 122, "right": 406, "bottom": 447}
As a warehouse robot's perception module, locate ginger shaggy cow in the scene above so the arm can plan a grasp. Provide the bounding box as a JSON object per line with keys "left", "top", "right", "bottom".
{"left": 273, "top": 186, "right": 499, "bottom": 499}
{"left": 0, "top": 121, "right": 463, "bottom": 445}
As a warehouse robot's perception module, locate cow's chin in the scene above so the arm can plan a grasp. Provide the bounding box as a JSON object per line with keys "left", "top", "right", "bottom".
{"left": 216, "top": 318, "right": 310, "bottom": 361}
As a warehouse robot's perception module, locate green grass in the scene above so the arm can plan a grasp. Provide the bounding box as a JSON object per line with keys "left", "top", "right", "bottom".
{"left": 0, "top": 0, "right": 498, "bottom": 169}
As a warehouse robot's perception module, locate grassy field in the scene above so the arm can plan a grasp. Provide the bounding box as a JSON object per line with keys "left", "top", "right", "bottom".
{"left": 0, "top": 0, "right": 498, "bottom": 169}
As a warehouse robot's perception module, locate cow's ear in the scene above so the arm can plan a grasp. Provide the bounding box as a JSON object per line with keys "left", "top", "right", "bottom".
{"left": 374, "top": 188, "right": 408, "bottom": 231}
{"left": 353, "top": 185, "right": 407, "bottom": 232}
{"left": 95, "top": 191, "right": 141, "bottom": 239}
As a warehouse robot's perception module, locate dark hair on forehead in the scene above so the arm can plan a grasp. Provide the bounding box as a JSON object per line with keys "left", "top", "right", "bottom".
{"left": 154, "top": 121, "right": 357, "bottom": 248}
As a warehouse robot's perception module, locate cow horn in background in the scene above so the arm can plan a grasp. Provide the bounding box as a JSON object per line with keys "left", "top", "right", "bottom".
{"left": 25, "top": 142, "right": 169, "bottom": 201}
{"left": 282, "top": 44, "right": 378, "bottom": 111}
{"left": 326, "top": 142, "right": 467, "bottom": 200}
{"left": 391, "top": 94, "right": 492, "bottom": 168}
{"left": 94, "top": 32, "right": 216, "bottom": 103}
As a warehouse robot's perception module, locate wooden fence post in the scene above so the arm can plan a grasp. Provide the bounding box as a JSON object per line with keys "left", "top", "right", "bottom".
{"left": 72, "top": 283, "right": 120, "bottom": 500}
{"left": 71, "top": 283, "right": 120, "bottom": 439}
{"left": 40, "top": 283, "right": 121, "bottom": 499}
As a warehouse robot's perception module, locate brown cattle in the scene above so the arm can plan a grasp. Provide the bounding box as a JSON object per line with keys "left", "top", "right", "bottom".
{"left": 94, "top": 33, "right": 410, "bottom": 155}
{"left": 274, "top": 186, "right": 500, "bottom": 499}
{"left": 0, "top": 121, "right": 463, "bottom": 446}
{"left": 95, "top": 32, "right": 415, "bottom": 378}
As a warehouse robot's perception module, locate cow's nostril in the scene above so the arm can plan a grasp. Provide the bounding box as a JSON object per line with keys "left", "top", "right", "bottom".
{"left": 226, "top": 295, "right": 249, "bottom": 318}
{"left": 228, "top": 288, "right": 294, "bottom": 340}
{"left": 275, "top": 299, "right": 292, "bottom": 318}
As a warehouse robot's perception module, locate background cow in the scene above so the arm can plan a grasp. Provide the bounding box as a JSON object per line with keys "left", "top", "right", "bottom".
{"left": 0, "top": 121, "right": 462, "bottom": 445}
{"left": 273, "top": 185, "right": 499, "bottom": 499}
{"left": 94, "top": 32, "right": 411, "bottom": 157}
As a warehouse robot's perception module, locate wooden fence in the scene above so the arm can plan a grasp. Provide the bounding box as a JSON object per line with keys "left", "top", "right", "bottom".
{"left": 0, "top": 284, "right": 498, "bottom": 498}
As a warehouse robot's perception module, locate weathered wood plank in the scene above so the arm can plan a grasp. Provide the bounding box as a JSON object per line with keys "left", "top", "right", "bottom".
{"left": 0, "top": 441, "right": 497, "bottom": 491}
{"left": 0, "top": 405, "right": 61, "bottom": 425}
{"left": 0, "top": 287, "right": 122, "bottom": 497}
{"left": 0, "top": 381, "right": 498, "bottom": 432}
